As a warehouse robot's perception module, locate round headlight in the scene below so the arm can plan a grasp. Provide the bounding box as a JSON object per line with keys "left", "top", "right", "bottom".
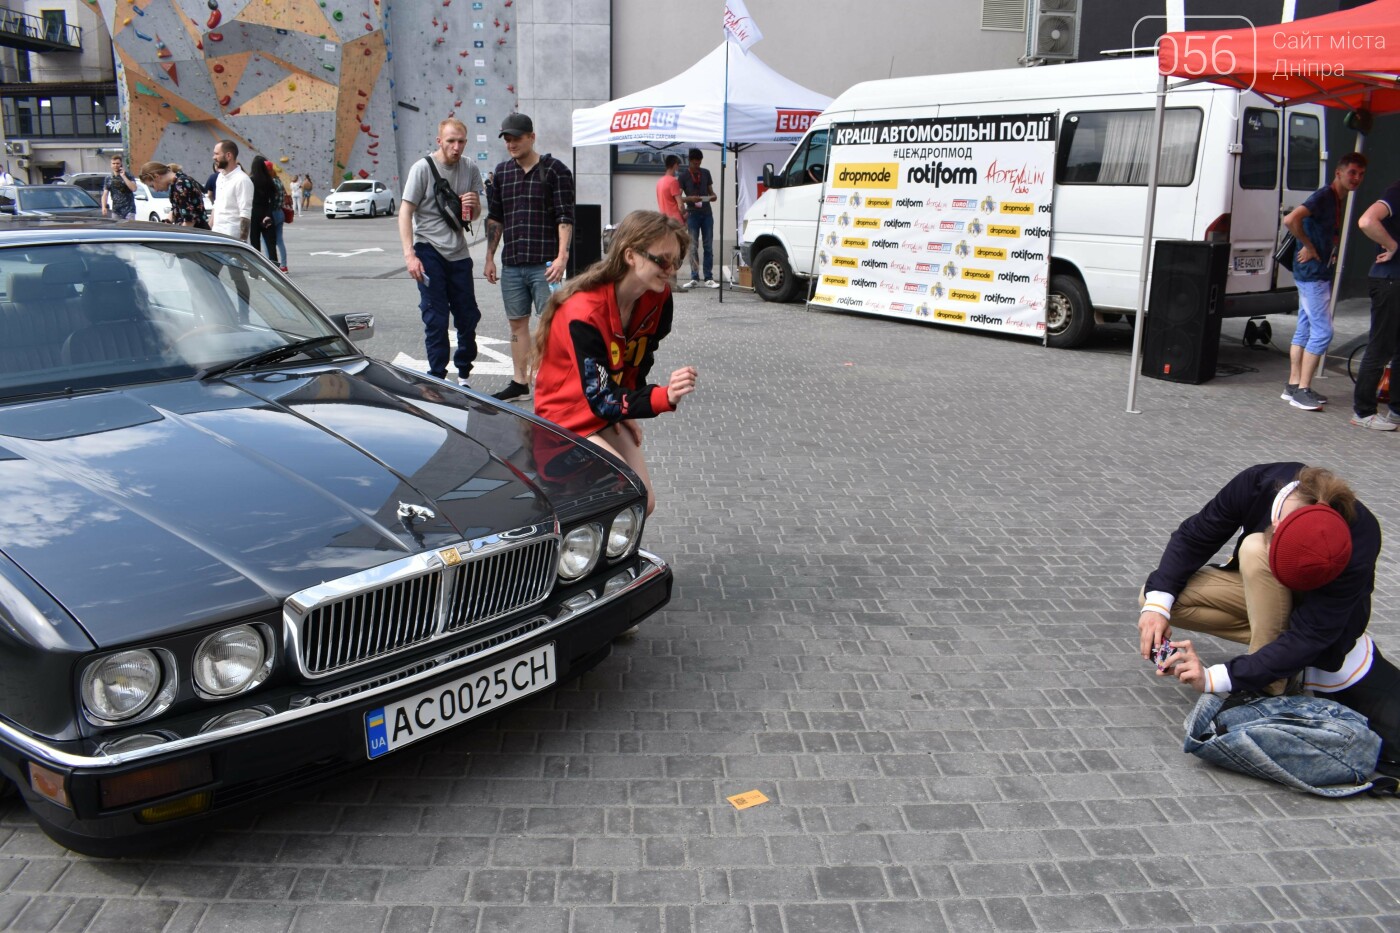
{"left": 557, "top": 524, "right": 604, "bottom": 581}
{"left": 193, "top": 625, "right": 270, "bottom": 698}
{"left": 606, "top": 505, "right": 644, "bottom": 558}
{"left": 81, "top": 650, "right": 163, "bottom": 722}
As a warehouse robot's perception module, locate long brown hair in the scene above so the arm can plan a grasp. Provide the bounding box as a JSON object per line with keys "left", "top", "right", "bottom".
{"left": 1293, "top": 466, "right": 1358, "bottom": 523}
{"left": 529, "top": 210, "right": 689, "bottom": 374}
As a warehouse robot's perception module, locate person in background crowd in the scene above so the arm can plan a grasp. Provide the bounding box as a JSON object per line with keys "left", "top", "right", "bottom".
{"left": 1280, "top": 152, "right": 1367, "bottom": 410}
{"left": 1138, "top": 463, "right": 1397, "bottom": 772}
{"left": 656, "top": 154, "right": 684, "bottom": 222}
{"left": 399, "top": 117, "right": 486, "bottom": 386}
{"left": 138, "top": 161, "right": 209, "bottom": 229}
{"left": 101, "top": 154, "right": 138, "bottom": 221}
{"left": 484, "top": 112, "right": 575, "bottom": 403}
{"left": 210, "top": 139, "right": 252, "bottom": 241}
{"left": 299, "top": 174, "right": 313, "bottom": 214}
{"left": 1350, "top": 174, "right": 1400, "bottom": 431}
{"left": 531, "top": 210, "right": 697, "bottom": 517}
{"left": 677, "top": 148, "right": 718, "bottom": 289}
{"left": 248, "top": 157, "right": 287, "bottom": 272}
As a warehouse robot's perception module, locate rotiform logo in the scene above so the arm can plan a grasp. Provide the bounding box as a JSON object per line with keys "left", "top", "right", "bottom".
{"left": 838, "top": 297, "right": 863, "bottom": 307}
{"left": 998, "top": 271, "right": 1031, "bottom": 283}
{"left": 884, "top": 219, "right": 911, "bottom": 229}
{"left": 984, "top": 294, "right": 1016, "bottom": 306}
{"left": 861, "top": 258, "right": 888, "bottom": 269}
{"left": 895, "top": 197, "right": 924, "bottom": 208}
{"left": 852, "top": 277, "right": 879, "bottom": 288}
{"left": 1010, "top": 248, "right": 1045, "bottom": 262}
{"left": 871, "top": 238, "right": 900, "bottom": 249}
{"left": 1024, "top": 226, "right": 1050, "bottom": 238}
{"left": 970, "top": 313, "right": 1005, "bottom": 325}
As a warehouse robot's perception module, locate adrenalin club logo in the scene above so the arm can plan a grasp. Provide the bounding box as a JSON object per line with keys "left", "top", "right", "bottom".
{"left": 610, "top": 106, "right": 683, "bottom": 133}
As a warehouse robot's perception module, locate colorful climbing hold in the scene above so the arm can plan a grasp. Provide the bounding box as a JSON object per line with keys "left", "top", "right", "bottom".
{"left": 287, "top": 81, "right": 297, "bottom": 91}
{"left": 220, "top": 95, "right": 231, "bottom": 106}
{"left": 363, "top": 47, "right": 371, "bottom": 55}
{"left": 207, "top": 10, "right": 221, "bottom": 28}
{"left": 213, "top": 62, "right": 224, "bottom": 73}
{"left": 208, "top": 32, "right": 223, "bottom": 41}
{"left": 332, "top": 10, "right": 343, "bottom": 21}
{"left": 358, "top": 169, "right": 369, "bottom": 179}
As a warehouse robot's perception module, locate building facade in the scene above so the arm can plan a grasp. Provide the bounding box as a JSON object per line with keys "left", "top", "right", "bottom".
{"left": 0, "top": 0, "right": 120, "bottom": 183}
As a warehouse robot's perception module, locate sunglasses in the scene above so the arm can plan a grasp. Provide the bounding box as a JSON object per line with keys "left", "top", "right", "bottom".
{"left": 638, "top": 249, "right": 680, "bottom": 272}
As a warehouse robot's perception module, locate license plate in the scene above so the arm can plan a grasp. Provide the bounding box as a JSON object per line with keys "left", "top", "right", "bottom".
{"left": 365, "top": 644, "right": 555, "bottom": 759}
{"left": 1234, "top": 255, "right": 1266, "bottom": 273}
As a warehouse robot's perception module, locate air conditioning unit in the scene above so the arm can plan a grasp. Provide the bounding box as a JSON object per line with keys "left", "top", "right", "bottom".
{"left": 5, "top": 140, "right": 30, "bottom": 156}
{"left": 17, "top": 158, "right": 30, "bottom": 170}
{"left": 1025, "top": 0, "right": 1080, "bottom": 63}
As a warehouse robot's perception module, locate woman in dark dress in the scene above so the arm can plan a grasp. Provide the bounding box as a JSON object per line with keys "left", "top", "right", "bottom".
{"left": 248, "top": 156, "right": 287, "bottom": 271}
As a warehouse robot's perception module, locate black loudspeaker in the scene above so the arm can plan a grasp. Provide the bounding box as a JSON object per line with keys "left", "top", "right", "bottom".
{"left": 569, "top": 204, "right": 603, "bottom": 276}
{"left": 1141, "top": 241, "right": 1229, "bottom": 384}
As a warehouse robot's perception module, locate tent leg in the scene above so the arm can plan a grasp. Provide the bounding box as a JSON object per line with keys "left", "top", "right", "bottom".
{"left": 1321, "top": 127, "right": 1367, "bottom": 381}
{"left": 1126, "top": 74, "right": 1169, "bottom": 414}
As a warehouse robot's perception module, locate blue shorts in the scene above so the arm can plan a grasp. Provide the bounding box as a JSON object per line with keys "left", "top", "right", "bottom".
{"left": 501, "top": 263, "right": 552, "bottom": 320}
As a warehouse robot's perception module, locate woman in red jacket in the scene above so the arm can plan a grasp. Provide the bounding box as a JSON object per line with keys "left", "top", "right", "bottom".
{"left": 531, "top": 210, "right": 697, "bottom": 515}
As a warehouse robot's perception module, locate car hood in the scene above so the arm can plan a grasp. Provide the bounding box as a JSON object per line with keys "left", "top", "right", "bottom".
{"left": 0, "top": 360, "right": 636, "bottom": 647}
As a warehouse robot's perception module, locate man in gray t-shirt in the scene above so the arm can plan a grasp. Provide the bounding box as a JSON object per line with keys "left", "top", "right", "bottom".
{"left": 398, "top": 117, "right": 486, "bottom": 383}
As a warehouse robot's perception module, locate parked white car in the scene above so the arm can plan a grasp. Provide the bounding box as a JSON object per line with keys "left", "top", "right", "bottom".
{"left": 324, "top": 179, "right": 395, "bottom": 219}
{"left": 63, "top": 173, "right": 211, "bottom": 223}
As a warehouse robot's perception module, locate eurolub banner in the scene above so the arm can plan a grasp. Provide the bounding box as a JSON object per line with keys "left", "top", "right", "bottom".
{"left": 811, "top": 114, "right": 1056, "bottom": 339}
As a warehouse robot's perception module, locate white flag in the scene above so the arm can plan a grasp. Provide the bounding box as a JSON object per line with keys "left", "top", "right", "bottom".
{"left": 723, "top": 0, "right": 764, "bottom": 53}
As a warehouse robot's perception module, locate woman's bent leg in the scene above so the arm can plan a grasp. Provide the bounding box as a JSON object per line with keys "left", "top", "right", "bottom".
{"left": 585, "top": 424, "right": 655, "bottom": 515}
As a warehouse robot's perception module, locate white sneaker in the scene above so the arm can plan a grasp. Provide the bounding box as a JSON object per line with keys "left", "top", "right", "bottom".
{"left": 1350, "top": 413, "right": 1397, "bottom": 431}
{"left": 704, "top": 279, "right": 720, "bottom": 289}
{"left": 681, "top": 279, "right": 698, "bottom": 290}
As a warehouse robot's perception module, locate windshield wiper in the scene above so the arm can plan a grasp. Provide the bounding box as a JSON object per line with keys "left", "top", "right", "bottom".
{"left": 197, "top": 335, "right": 346, "bottom": 381}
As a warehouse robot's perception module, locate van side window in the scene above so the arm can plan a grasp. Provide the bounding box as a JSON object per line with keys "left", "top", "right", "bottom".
{"left": 1240, "top": 109, "right": 1279, "bottom": 190}
{"left": 783, "top": 130, "right": 829, "bottom": 187}
{"left": 1286, "top": 113, "right": 1321, "bottom": 191}
{"left": 1057, "top": 108, "right": 1203, "bottom": 187}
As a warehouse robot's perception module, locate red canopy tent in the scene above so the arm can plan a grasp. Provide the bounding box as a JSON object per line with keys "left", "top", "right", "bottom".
{"left": 1125, "top": 0, "right": 1400, "bottom": 411}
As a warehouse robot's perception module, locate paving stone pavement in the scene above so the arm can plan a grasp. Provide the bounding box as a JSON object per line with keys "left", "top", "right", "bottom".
{"left": 3, "top": 278, "right": 1399, "bottom": 932}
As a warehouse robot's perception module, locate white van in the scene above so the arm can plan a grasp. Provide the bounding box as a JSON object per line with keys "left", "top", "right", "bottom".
{"left": 740, "top": 57, "right": 1325, "bottom": 348}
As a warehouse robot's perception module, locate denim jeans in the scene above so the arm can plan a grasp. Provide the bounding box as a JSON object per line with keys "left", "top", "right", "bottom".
{"left": 686, "top": 210, "right": 714, "bottom": 282}
{"left": 1291, "top": 278, "right": 1334, "bottom": 354}
{"left": 501, "top": 263, "right": 552, "bottom": 320}
{"left": 1352, "top": 276, "right": 1400, "bottom": 418}
{"left": 414, "top": 243, "right": 480, "bottom": 380}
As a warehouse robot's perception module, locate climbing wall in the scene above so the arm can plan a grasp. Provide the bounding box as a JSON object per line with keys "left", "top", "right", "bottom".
{"left": 94, "top": 0, "right": 523, "bottom": 196}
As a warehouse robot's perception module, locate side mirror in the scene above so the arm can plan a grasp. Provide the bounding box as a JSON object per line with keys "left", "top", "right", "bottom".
{"left": 332, "top": 311, "right": 375, "bottom": 343}
{"left": 762, "top": 162, "right": 777, "bottom": 190}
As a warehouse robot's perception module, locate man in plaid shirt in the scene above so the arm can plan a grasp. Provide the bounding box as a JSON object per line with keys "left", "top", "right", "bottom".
{"left": 484, "top": 113, "right": 575, "bottom": 402}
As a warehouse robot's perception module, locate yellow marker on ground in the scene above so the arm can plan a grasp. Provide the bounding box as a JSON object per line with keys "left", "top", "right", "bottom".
{"left": 727, "top": 790, "right": 769, "bottom": 810}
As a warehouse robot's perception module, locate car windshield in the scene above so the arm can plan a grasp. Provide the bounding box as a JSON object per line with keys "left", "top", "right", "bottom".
{"left": 336, "top": 182, "right": 372, "bottom": 193}
{"left": 0, "top": 241, "right": 354, "bottom": 401}
{"left": 19, "top": 188, "right": 98, "bottom": 210}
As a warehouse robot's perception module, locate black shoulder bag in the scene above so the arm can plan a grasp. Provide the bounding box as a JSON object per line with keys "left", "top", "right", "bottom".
{"left": 423, "top": 157, "right": 469, "bottom": 234}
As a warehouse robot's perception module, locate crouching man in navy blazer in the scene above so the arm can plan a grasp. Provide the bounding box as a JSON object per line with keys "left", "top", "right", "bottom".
{"left": 1138, "top": 462, "right": 1398, "bottom": 770}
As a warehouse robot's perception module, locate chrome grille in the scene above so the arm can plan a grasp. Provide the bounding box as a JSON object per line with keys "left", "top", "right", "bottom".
{"left": 445, "top": 538, "right": 557, "bottom": 632}
{"left": 288, "top": 529, "right": 558, "bottom": 678}
{"left": 300, "top": 572, "right": 440, "bottom": 675}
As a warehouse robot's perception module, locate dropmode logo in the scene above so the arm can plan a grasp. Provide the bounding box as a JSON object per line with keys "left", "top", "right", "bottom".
{"left": 832, "top": 163, "right": 899, "bottom": 189}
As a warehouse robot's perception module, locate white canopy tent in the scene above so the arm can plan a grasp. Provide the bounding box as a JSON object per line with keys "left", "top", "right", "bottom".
{"left": 572, "top": 41, "right": 831, "bottom": 293}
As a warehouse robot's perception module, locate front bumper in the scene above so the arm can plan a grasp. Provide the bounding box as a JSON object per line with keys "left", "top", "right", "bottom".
{"left": 0, "top": 550, "right": 671, "bottom": 854}
{"left": 324, "top": 202, "right": 372, "bottom": 217}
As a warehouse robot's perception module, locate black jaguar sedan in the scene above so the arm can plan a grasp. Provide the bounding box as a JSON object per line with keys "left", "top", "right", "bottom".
{"left": 0, "top": 219, "right": 671, "bottom": 854}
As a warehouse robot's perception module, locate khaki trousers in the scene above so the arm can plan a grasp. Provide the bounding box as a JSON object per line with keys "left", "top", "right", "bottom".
{"left": 1142, "top": 533, "right": 1293, "bottom": 692}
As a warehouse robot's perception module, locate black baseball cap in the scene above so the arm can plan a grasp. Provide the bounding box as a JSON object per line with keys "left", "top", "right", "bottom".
{"left": 499, "top": 113, "right": 534, "bottom": 137}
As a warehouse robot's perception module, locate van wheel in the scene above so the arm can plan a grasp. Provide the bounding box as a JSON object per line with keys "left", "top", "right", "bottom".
{"left": 148, "top": 212, "right": 161, "bottom": 223}
{"left": 753, "top": 246, "right": 798, "bottom": 303}
{"left": 1045, "top": 274, "right": 1095, "bottom": 349}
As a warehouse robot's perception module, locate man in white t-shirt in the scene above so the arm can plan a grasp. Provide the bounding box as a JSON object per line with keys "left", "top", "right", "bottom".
{"left": 398, "top": 117, "right": 486, "bottom": 385}
{"left": 210, "top": 139, "right": 252, "bottom": 241}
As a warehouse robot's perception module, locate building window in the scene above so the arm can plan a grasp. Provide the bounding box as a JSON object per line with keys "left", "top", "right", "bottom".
{"left": 41, "top": 9, "right": 66, "bottom": 43}
{"left": 2, "top": 94, "right": 120, "bottom": 139}
{"left": 982, "top": 0, "right": 1026, "bottom": 31}
{"left": 16, "top": 51, "right": 30, "bottom": 84}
